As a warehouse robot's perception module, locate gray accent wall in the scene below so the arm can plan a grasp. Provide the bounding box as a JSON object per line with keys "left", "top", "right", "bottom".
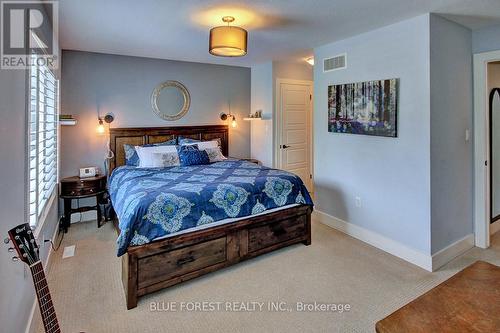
{"left": 60, "top": 51, "right": 251, "bottom": 178}
{"left": 313, "top": 14, "right": 432, "bottom": 254}
{"left": 429, "top": 15, "right": 473, "bottom": 254}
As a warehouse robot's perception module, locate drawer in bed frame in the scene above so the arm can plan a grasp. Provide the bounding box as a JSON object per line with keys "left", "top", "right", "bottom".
{"left": 121, "top": 205, "right": 312, "bottom": 309}
{"left": 137, "top": 237, "right": 227, "bottom": 289}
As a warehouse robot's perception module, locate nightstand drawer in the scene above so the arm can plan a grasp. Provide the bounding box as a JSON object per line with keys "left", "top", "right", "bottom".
{"left": 60, "top": 175, "right": 106, "bottom": 197}
{"left": 62, "top": 187, "right": 99, "bottom": 197}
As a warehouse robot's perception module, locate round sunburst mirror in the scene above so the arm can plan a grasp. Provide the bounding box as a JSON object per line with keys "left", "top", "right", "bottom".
{"left": 151, "top": 81, "right": 191, "bottom": 121}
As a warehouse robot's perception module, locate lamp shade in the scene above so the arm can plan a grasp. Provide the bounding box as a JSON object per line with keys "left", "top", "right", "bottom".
{"left": 209, "top": 25, "right": 247, "bottom": 57}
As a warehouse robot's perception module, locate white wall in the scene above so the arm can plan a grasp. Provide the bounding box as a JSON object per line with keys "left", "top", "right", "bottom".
{"left": 250, "top": 61, "right": 313, "bottom": 167}
{"left": 273, "top": 61, "right": 313, "bottom": 81}
{"left": 250, "top": 63, "right": 274, "bottom": 167}
{"left": 0, "top": 4, "right": 60, "bottom": 331}
{"left": 429, "top": 15, "right": 473, "bottom": 253}
{"left": 61, "top": 50, "right": 251, "bottom": 178}
{"left": 0, "top": 60, "right": 60, "bottom": 333}
{"left": 473, "top": 24, "right": 500, "bottom": 54}
{"left": 313, "top": 14, "right": 432, "bottom": 254}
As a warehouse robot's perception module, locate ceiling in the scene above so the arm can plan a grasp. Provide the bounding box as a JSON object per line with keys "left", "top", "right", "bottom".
{"left": 59, "top": 0, "right": 500, "bottom": 67}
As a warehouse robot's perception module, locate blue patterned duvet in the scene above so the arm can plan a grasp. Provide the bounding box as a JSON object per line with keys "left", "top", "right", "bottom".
{"left": 109, "top": 160, "right": 313, "bottom": 256}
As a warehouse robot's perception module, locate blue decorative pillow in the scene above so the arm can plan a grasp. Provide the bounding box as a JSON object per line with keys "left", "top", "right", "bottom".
{"left": 178, "top": 136, "right": 201, "bottom": 145}
{"left": 177, "top": 145, "right": 210, "bottom": 166}
{"left": 124, "top": 139, "right": 176, "bottom": 166}
{"left": 124, "top": 144, "right": 140, "bottom": 166}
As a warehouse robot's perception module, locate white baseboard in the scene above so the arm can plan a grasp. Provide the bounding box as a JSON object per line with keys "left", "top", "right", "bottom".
{"left": 491, "top": 220, "right": 500, "bottom": 235}
{"left": 313, "top": 210, "right": 433, "bottom": 271}
{"left": 25, "top": 220, "right": 60, "bottom": 333}
{"left": 314, "top": 210, "right": 476, "bottom": 272}
{"left": 431, "top": 234, "right": 474, "bottom": 271}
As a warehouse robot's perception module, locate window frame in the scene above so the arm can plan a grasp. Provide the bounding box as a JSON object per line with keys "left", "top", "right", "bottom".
{"left": 26, "top": 39, "right": 59, "bottom": 235}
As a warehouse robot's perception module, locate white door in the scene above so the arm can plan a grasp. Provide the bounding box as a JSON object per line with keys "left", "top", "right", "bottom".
{"left": 278, "top": 80, "right": 313, "bottom": 191}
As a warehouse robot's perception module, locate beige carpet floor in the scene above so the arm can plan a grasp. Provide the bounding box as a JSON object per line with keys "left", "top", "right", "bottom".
{"left": 33, "top": 219, "right": 500, "bottom": 333}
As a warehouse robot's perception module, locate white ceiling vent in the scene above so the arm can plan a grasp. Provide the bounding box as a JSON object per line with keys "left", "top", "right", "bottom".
{"left": 323, "top": 53, "right": 347, "bottom": 72}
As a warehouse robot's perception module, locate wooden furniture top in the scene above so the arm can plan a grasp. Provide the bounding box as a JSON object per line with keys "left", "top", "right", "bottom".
{"left": 375, "top": 261, "right": 500, "bottom": 333}
{"left": 109, "top": 125, "right": 229, "bottom": 174}
{"left": 229, "top": 157, "right": 261, "bottom": 165}
{"left": 60, "top": 175, "right": 107, "bottom": 199}
{"left": 60, "top": 175, "right": 106, "bottom": 183}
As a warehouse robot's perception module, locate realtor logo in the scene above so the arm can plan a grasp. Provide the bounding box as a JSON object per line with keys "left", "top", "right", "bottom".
{"left": 1, "top": 1, "right": 58, "bottom": 69}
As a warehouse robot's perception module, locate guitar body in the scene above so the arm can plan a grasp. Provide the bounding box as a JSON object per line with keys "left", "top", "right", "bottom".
{"left": 7, "top": 223, "right": 60, "bottom": 333}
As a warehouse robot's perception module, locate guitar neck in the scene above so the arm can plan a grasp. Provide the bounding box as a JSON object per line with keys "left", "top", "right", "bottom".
{"left": 30, "top": 261, "right": 60, "bottom": 333}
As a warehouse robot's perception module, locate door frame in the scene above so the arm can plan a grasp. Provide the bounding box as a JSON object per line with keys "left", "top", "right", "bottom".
{"left": 490, "top": 88, "right": 500, "bottom": 225}
{"left": 473, "top": 50, "right": 500, "bottom": 248}
{"left": 274, "top": 78, "right": 314, "bottom": 192}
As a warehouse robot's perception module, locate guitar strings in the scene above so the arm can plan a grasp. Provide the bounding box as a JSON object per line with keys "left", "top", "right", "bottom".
{"left": 19, "top": 233, "right": 59, "bottom": 332}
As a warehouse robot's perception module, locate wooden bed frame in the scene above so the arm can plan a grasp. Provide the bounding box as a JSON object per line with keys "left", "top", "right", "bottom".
{"left": 109, "top": 125, "right": 312, "bottom": 309}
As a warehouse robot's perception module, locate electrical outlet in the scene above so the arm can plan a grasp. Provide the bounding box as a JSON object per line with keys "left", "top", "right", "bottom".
{"left": 355, "top": 196, "right": 362, "bottom": 208}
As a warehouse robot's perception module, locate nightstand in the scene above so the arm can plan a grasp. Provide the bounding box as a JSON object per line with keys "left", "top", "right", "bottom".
{"left": 230, "top": 157, "right": 262, "bottom": 165}
{"left": 60, "top": 175, "right": 107, "bottom": 232}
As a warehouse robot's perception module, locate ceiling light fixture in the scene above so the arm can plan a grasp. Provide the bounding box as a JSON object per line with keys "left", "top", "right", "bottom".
{"left": 209, "top": 16, "right": 247, "bottom": 57}
{"left": 306, "top": 57, "right": 314, "bottom": 66}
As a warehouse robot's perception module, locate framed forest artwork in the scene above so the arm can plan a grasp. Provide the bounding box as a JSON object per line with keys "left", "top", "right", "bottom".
{"left": 328, "top": 78, "right": 399, "bottom": 137}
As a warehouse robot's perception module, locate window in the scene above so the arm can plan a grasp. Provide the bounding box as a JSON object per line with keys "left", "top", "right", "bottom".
{"left": 28, "top": 55, "right": 59, "bottom": 228}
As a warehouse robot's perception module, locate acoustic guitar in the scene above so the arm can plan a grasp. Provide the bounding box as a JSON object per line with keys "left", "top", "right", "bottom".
{"left": 5, "top": 223, "right": 60, "bottom": 333}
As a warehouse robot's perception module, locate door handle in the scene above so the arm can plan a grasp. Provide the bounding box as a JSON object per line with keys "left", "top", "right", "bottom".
{"left": 282, "top": 145, "right": 291, "bottom": 149}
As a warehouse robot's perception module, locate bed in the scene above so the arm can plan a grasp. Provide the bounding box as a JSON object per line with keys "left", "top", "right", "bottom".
{"left": 109, "top": 125, "right": 313, "bottom": 309}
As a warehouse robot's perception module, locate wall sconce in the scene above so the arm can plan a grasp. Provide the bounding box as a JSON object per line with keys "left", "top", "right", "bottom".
{"left": 97, "top": 113, "right": 114, "bottom": 134}
{"left": 220, "top": 113, "right": 237, "bottom": 128}
{"left": 305, "top": 57, "right": 314, "bottom": 66}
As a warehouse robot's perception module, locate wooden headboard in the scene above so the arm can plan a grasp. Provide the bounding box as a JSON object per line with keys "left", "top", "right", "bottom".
{"left": 109, "top": 125, "right": 229, "bottom": 173}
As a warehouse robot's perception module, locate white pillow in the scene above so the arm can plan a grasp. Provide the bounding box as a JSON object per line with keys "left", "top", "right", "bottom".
{"left": 149, "top": 152, "right": 180, "bottom": 167}
{"left": 182, "top": 140, "right": 219, "bottom": 150}
{"left": 204, "top": 147, "right": 227, "bottom": 163}
{"left": 135, "top": 145, "right": 177, "bottom": 168}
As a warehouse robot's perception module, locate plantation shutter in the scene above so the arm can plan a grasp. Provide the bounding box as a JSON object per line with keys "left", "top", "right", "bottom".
{"left": 29, "top": 55, "right": 59, "bottom": 227}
